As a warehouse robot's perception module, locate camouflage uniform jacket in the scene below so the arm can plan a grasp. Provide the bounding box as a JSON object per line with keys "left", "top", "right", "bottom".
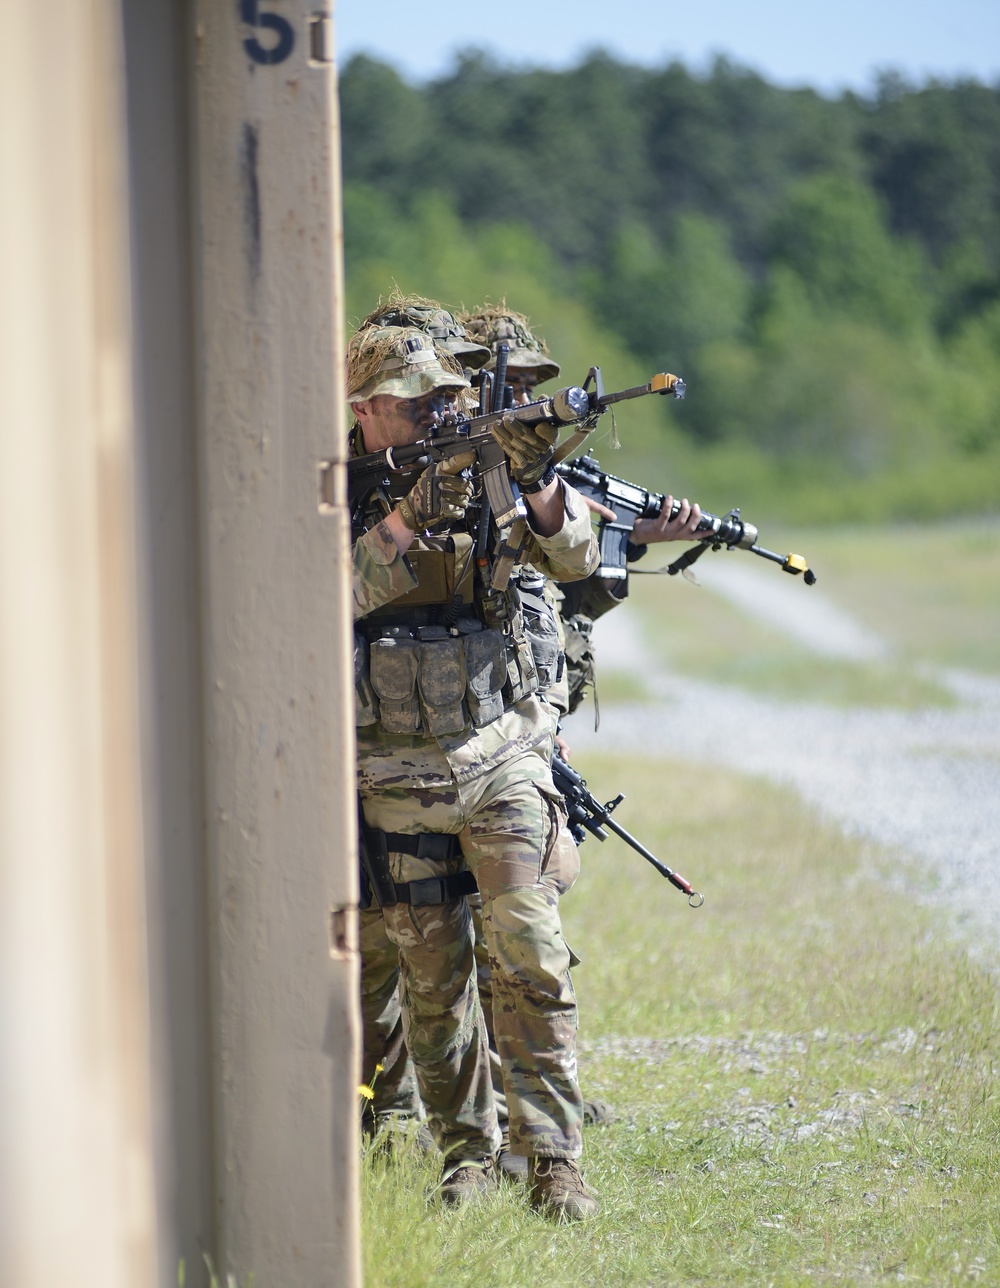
{"left": 353, "top": 477, "right": 599, "bottom": 793}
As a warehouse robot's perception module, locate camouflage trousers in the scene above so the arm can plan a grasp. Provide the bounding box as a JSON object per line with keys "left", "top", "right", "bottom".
{"left": 361, "top": 880, "right": 547, "bottom": 1141}
{"left": 359, "top": 909, "right": 422, "bottom": 1121}
{"left": 469, "top": 891, "right": 509, "bottom": 1126}
{"left": 360, "top": 899, "right": 513, "bottom": 1135}
{"left": 360, "top": 745, "right": 584, "bottom": 1160}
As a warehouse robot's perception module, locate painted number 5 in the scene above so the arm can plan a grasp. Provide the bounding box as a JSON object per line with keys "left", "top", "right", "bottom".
{"left": 241, "top": 0, "right": 295, "bottom": 65}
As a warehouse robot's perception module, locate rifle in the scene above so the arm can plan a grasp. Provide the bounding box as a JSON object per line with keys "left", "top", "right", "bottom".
{"left": 551, "top": 755, "right": 704, "bottom": 907}
{"left": 347, "top": 368, "right": 686, "bottom": 534}
{"left": 557, "top": 452, "right": 816, "bottom": 585}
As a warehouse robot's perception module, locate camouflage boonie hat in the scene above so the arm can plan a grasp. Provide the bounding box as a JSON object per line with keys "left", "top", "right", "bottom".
{"left": 459, "top": 304, "right": 561, "bottom": 384}
{"left": 346, "top": 325, "right": 472, "bottom": 401}
{"left": 362, "top": 292, "right": 492, "bottom": 370}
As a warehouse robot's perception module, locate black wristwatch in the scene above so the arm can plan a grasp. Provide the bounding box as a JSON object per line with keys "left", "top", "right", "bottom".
{"left": 519, "top": 463, "right": 557, "bottom": 494}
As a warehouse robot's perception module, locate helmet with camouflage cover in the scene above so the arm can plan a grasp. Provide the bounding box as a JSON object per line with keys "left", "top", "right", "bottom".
{"left": 458, "top": 303, "right": 561, "bottom": 384}
{"left": 360, "top": 291, "right": 492, "bottom": 370}
{"left": 346, "top": 325, "right": 472, "bottom": 402}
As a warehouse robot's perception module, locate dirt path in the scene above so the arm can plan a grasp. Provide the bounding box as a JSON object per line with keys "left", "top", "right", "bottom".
{"left": 568, "top": 575, "right": 1000, "bottom": 954}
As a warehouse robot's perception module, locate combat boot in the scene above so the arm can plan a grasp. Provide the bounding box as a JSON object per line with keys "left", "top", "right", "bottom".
{"left": 496, "top": 1129, "right": 528, "bottom": 1181}
{"left": 439, "top": 1156, "right": 498, "bottom": 1206}
{"left": 528, "top": 1158, "right": 599, "bottom": 1222}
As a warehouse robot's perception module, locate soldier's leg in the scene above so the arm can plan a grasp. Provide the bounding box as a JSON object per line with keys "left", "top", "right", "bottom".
{"left": 362, "top": 790, "right": 498, "bottom": 1164}
{"left": 358, "top": 907, "right": 421, "bottom": 1122}
{"left": 460, "top": 751, "right": 584, "bottom": 1161}
{"left": 468, "top": 892, "right": 508, "bottom": 1127}
{"left": 380, "top": 895, "right": 497, "bottom": 1162}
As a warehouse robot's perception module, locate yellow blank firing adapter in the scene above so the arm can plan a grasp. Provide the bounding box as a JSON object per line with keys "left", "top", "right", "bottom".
{"left": 782, "top": 552, "right": 817, "bottom": 585}
{"left": 650, "top": 372, "right": 684, "bottom": 396}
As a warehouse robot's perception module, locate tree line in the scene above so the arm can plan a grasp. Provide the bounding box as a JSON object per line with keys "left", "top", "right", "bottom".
{"left": 340, "top": 51, "right": 1000, "bottom": 520}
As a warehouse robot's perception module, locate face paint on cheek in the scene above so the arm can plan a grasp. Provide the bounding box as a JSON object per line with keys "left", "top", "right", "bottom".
{"left": 411, "top": 394, "right": 451, "bottom": 432}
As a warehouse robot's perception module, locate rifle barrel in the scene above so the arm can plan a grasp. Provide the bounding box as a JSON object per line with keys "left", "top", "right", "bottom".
{"left": 600, "top": 813, "right": 696, "bottom": 895}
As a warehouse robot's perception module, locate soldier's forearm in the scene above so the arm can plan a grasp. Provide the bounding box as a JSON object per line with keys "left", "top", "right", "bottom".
{"left": 523, "top": 476, "right": 563, "bottom": 537}
{"left": 522, "top": 482, "right": 600, "bottom": 582}
{"left": 384, "top": 508, "right": 416, "bottom": 555}
{"left": 352, "top": 523, "right": 419, "bottom": 619}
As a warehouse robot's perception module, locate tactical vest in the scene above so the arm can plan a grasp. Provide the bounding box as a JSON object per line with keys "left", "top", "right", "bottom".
{"left": 354, "top": 532, "right": 563, "bottom": 736}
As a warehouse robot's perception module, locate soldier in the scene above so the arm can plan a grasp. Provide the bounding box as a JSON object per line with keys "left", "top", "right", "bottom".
{"left": 354, "top": 296, "right": 491, "bottom": 1142}
{"left": 460, "top": 304, "right": 705, "bottom": 720}
{"left": 459, "top": 304, "right": 704, "bottom": 1174}
{"left": 350, "top": 322, "right": 602, "bottom": 1219}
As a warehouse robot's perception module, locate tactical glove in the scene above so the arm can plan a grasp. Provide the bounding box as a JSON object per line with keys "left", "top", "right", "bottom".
{"left": 396, "top": 452, "right": 475, "bottom": 531}
{"left": 489, "top": 418, "right": 559, "bottom": 487}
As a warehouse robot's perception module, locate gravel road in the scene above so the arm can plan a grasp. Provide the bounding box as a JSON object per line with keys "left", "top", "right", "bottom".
{"left": 568, "top": 561, "right": 1000, "bottom": 956}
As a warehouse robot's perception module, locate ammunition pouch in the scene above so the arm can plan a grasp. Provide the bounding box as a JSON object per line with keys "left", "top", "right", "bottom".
{"left": 464, "top": 627, "right": 506, "bottom": 727}
{"left": 354, "top": 534, "right": 559, "bottom": 733}
{"left": 516, "top": 570, "right": 564, "bottom": 694}
{"left": 369, "top": 635, "right": 422, "bottom": 733}
{"left": 563, "top": 613, "right": 597, "bottom": 715}
{"left": 358, "top": 621, "right": 509, "bottom": 734}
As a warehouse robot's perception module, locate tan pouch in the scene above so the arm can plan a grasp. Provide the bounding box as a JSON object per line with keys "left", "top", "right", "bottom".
{"left": 391, "top": 534, "right": 475, "bottom": 609}
{"left": 369, "top": 636, "right": 422, "bottom": 733}
{"left": 417, "top": 638, "right": 467, "bottom": 735}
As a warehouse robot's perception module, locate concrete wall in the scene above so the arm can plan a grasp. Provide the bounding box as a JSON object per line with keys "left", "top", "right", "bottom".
{"left": 0, "top": 1, "right": 360, "bottom": 1282}
{"left": 161, "top": 1, "right": 359, "bottom": 1282}
{"left": 0, "top": 1, "right": 159, "bottom": 1283}
{"left": 121, "top": 1, "right": 215, "bottom": 1281}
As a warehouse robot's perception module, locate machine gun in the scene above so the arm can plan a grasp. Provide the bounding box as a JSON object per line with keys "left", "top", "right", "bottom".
{"left": 557, "top": 453, "right": 816, "bottom": 585}
{"left": 347, "top": 368, "right": 686, "bottom": 532}
{"left": 551, "top": 755, "right": 703, "bottom": 907}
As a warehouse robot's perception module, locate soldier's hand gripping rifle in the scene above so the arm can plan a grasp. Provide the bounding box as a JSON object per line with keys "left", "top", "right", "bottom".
{"left": 552, "top": 755, "right": 704, "bottom": 907}
{"left": 557, "top": 453, "right": 816, "bottom": 585}
{"left": 347, "top": 369, "right": 687, "bottom": 535}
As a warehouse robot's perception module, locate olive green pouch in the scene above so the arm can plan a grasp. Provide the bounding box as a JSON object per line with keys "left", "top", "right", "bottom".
{"left": 417, "top": 638, "right": 467, "bottom": 735}
{"left": 369, "top": 636, "right": 422, "bottom": 734}
{"left": 464, "top": 628, "right": 505, "bottom": 728}
{"left": 353, "top": 631, "right": 379, "bottom": 726}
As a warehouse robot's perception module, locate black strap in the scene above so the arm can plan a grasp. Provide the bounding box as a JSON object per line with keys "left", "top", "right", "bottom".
{"left": 358, "top": 827, "right": 477, "bottom": 908}
{"left": 359, "top": 869, "right": 478, "bottom": 909}
{"left": 382, "top": 831, "right": 462, "bottom": 862}
{"left": 392, "top": 871, "right": 479, "bottom": 906}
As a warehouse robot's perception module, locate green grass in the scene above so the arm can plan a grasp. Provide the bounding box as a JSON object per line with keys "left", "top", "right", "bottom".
{"left": 602, "top": 519, "right": 1000, "bottom": 707}
{"left": 763, "top": 521, "right": 1000, "bottom": 675}
{"left": 361, "top": 520, "right": 999, "bottom": 1284}
{"left": 621, "top": 568, "right": 956, "bottom": 709}
{"left": 361, "top": 756, "right": 1000, "bottom": 1286}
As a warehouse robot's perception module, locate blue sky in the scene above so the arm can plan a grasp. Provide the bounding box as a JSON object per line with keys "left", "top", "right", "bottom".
{"left": 335, "top": 0, "right": 1000, "bottom": 93}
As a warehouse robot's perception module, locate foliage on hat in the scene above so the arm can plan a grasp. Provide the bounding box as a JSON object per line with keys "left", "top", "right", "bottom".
{"left": 358, "top": 287, "right": 444, "bottom": 333}
{"left": 346, "top": 325, "right": 405, "bottom": 399}
{"left": 346, "top": 324, "right": 469, "bottom": 401}
{"left": 458, "top": 300, "right": 552, "bottom": 359}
